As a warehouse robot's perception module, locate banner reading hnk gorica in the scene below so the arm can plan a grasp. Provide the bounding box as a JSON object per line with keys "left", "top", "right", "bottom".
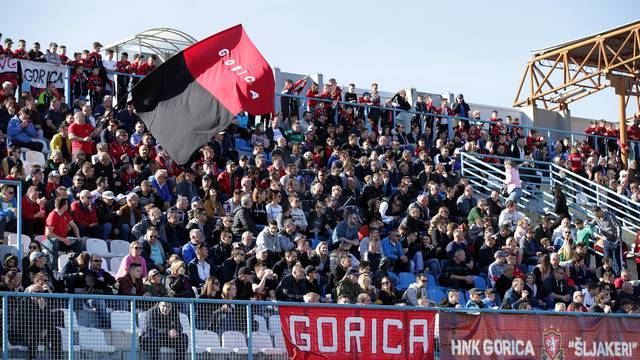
{"left": 19, "top": 60, "right": 66, "bottom": 89}
{"left": 439, "top": 311, "right": 640, "bottom": 360}
{"left": 279, "top": 305, "right": 436, "bottom": 359}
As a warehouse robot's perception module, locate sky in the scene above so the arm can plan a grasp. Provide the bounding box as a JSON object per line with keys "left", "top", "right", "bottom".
{"left": 4, "top": 0, "right": 639, "bottom": 121}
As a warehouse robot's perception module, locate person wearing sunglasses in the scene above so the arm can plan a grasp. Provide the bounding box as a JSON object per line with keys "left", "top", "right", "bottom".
{"left": 115, "top": 241, "right": 147, "bottom": 280}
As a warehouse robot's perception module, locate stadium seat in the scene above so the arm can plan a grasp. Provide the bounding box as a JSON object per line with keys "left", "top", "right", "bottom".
{"left": 474, "top": 276, "right": 486, "bottom": 290}
{"left": 86, "top": 238, "right": 112, "bottom": 257}
{"left": 222, "top": 331, "right": 249, "bottom": 354}
{"left": 273, "top": 329, "right": 287, "bottom": 350}
{"left": 110, "top": 257, "right": 123, "bottom": 274}
{"left": 426, "top": 274, "right": 437, "bottom": 288}
{"left": 25, "top": 150, "right": 46, "bottom": 166}
{"left": 137, "top": 311, "right": 148, "bottom": 333}
{"left": 254, "top": 314, "right": 268, "bottom": 332}
{"left": 110, "top": 310, "right": 133, "bottom": 333}
{"left": 78, "top": 327, "right": 116, "bottom": 353}
{"left": 58, "top": 308, "right": 80, "bottom": 329}
{"left": 396, "top": 272, "right": 416, "bottom": 291}
{"left": 427, "top": 288, "right": 446, "bottom": 304}
{"left": 193, "top": 330, "right": 232, "bottom": 355}
{"left": 7, "top": 233, "right": 31, "bottom": 253}
{"left": 268, "top": 315, "right": 280, "bottom": 335}
{"left": 251, "top": 331, "right": 287, "bottom": 355}
{"left": 235, "top": 138, "right": 253, "bottom": 155}
{"left": 21, "top": 161, "right": 31, "bottom": 177}
{"left": 35, "top": 235, "right": 45, "bottom": 244}
{"left": 109, "top": 240, "right": 130, "bottom": 256}
{"left": 57, "top": 327, "right": 81, "bottom": 353}
{"left": 58, "top": 253, "right": 71, "bottom": 271}
{"left": 179, "top": 312, "right": 190, "bottom": 334}
{"left": 0, "top": 245, "right": 17, "bottom": 262}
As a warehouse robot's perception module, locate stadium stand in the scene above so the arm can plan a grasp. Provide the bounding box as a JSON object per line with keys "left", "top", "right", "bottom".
{"left": 0, "top": 33, "right": 639, "bottom": 359}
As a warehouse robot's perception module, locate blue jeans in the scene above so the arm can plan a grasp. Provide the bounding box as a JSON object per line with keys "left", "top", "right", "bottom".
{"left": 507, "top": 188, "right": 523, "bottom": 204}
{"left": 86, "top": 299, "right": 109, "bottom": 329}
{"left": 78, "top": 223, "right": 113, "bottom": 240}
{"left": 604, "top": 240, "right": 623, "bottom": 277}
{"left": 42, "top": 237, "right": 84, "bottom": 271}
{"left": 413, "top": 253, "right": 442, "bottom": 278}
{"left": 120, "top": 224, "right": 131, "bottom": 241}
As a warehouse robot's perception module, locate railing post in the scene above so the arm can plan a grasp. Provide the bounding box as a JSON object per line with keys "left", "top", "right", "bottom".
{"left": 68, "top": 297, "right": 74, "bottom": 360}
{"left": 189, "top": 302, "right": 196, "bottom": 360}
{"left": 16, "top": 182, "right": 23, "bottom": 271}
{"left": 2, "top": 296, "right": 8, "bottom": 360}
{"left": 447, "top": 117, "right": 453, "bottom": 140}
{"left": 460, "top": 153, "right": 465, "bottom": 177}
{"left": 65, "top": 67, "right": 71, "bottom": 107}
{"left": 247, "top": 304, "right": 253, "bottom": 360}
{"left": 130, "top": 299, "right": 137, "bottom": 360}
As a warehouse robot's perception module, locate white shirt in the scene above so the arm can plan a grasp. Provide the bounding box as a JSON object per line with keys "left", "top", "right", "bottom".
{"left": 197, "top": 261, "right": 210, "bottom": 282}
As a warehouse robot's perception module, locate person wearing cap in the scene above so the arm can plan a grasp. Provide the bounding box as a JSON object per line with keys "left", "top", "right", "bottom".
{"left": 21, "top": 185, "right": 46, "bottom": 238}
{"left": 23, "top": 250, "right": 57, "bottom": 290}
{"left": 465, "top": 288, "right": 487, "bottom": 309}
{"left": 336, "top": 268, "right": 362, "bottom": 303}
{"left": 143, "top": 269, "right": 168, "bottom": 297}
{"left": 95, "top": 190, "right": 118, "bottom": 232}
{"left": 250, "top": 262, "right": 278, "bottom": 300}
{"left": 275, "top": 264, "right": 307, "bottom": 302}
{"left": 488, "top": 250, "right": 509, "bottom": 287}
{"left": 303, "top": 265, "right": 321, "bottom": 295}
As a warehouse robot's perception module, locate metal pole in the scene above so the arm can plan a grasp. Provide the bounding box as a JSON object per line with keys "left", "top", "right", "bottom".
{"left": 618, "top": 93, "right": 629, "bottom": 168}
{"left": 65, "top": 67, "right": 71, "bottom": 106}
{"left": 189, "top": 302, "right": 196, "bottom": 360}
{"left": 130, "top": 299, "right": 137, "bottom": 360}
{"left": 68, "top": 297, "right": 74, "bottom": 360}
{"left": 16, "top": 182, "right": 22, "bottom": 271}
{"left": 246, "top": 304, "right": 253, "bottom": 360}
{"left": 2, "top": 296, "right": 8, "bottom": 360}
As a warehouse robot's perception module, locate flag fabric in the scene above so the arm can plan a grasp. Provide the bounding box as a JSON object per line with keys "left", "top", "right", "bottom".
{"left": 131, "top": 24, "right": 275, "bottom": 164}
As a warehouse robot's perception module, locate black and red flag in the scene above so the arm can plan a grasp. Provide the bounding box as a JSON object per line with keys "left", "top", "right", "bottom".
{"left": 131, "top": 24, "right": 275, "bottom": 164}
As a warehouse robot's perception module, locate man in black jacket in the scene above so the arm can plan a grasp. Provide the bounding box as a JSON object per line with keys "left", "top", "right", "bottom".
{"left": 140, "top": 302, "right": 188, "bottom": 360}
{"left": 231, "top": 195, "right": 258, "bottom": 238}
{"left": 276, "top": 264, "right": 307, "bottom": 302}
{"left": 84, "top": 254, "right": 116, "bottom": 328}
{"left": 187, "top": 244, "right": 215, "bottom": 291}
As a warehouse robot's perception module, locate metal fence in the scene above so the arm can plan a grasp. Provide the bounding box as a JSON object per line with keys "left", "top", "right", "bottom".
{"left": 277, "top": 93, "right": 640, "bottom": 156}
{"left": 1, "top": 291, "right": 638, "bottom": 360}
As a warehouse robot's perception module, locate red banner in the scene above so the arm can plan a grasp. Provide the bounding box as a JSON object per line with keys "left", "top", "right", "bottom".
{"left": 278, "top": 305, "right": 436, "bottom": 359}
{"left": 439, "top": 311, "right": 640, "bottom": 359}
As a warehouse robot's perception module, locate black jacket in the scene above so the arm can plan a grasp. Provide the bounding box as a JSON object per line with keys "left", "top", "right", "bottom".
{"left": 141, "top": 303, "right": 182, "bottom": 337}
{"left": 275, "top": 274, "right": 307, "bottom": 302}
{"left": 231, "top": 206, "right": 258, "bottom": 237}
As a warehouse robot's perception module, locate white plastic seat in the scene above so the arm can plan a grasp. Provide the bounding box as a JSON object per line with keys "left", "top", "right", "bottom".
{"left": 110, "top": 310, "right": 133, "bottom": 333}
{"left": 268, "top": 315, "right": 280, "bottom": 335}
{"left": 110, "top": 257, "right": 123, "bottom": 274}
{"left": 78, "top": 327, "right": 115, "bottom": 352}
{"left": 58, "top": 253, "right": 71, "bottom": 271}
{"left": 7, "top": 233, "right": 31, "bottom": 253}
{"left": 222, "top": 331, "right": 249, "bottom": 354}
{"left": 109, "top": 240, "right": 130, "bottom": 256}
{"left": 25, "top": 151, "right": 46, "bottom": 167}
{"left": 137, "top": 311, "right": 148, "bottom": 334}
{"left": 58, "top": 309, "right": 80, "bottom": 329}
{"left": 252, "top": 331, "right": 286, "bottom": 355}
{"left": 35, "top": 235, "right": 46, "bottom": 244}
{"left": 254, "top": 315, "right": 268, "bottom": 332}
{"left": 57, "top": 327, "right": 82, "bottom": 352}
{"left": 194, "top": 330, "right": 233, "bottom": 354}
{"left": 179, "top": 313, "right": 190, "bottom": 334}
{"left": 86, "top": 238, "right": 112, "bottom": 257}
{"left": 21, "top": 161, "right": 31, "bottom": 177}
{"left": 273, "top": 330, "right": 287, "bottom": 350}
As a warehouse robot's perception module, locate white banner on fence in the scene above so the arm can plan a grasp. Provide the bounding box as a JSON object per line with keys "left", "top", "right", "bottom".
{"left": 19, "top": 60, "right": 66, "bottom": 88}
{"left": 0, "top": 57, "right": 18, "bottom": 74}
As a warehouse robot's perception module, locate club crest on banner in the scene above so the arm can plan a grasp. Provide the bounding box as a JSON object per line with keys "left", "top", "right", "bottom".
{"left": 542, "top": 328, "right": 564, "bottom": 360}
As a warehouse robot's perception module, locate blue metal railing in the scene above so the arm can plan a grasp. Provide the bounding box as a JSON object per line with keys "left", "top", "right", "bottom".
{"left": 277, "top": 93, "right": 640, "bottom": 155}
{"left": 1, "top": 291, "right": 638, "bottom": 360}
{"left": 0, "top": 180, "right": 23, "bottom": 270}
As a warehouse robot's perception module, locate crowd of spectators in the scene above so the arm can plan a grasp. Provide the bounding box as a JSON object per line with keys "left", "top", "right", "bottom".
{"left": 0, "top": 35, "right": 638, "bottom": 341}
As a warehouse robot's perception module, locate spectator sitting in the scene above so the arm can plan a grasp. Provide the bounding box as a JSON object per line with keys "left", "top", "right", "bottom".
{"left": 567, "top": 290, "right": 588, "bottom": 312}
{"left": 439, "top": 289, "right": 462, "bottom": 308}
{"left": 335, "top": 268, "right": 361, "bottom": 303}
{"left": 440, "top": 249, "right": 474, "bottom": 290}
{"left": 275, "top": 264, "right": 307, "bottom": 302}
{"left": 141, "top": 226, "right": 168, "bottom": 273}
{"left": 140, "top": 301, "right": 188, "bottom": 360}
{"left": 42, "top": 197, "right": 83, "bottom": 271}
{"left": 402, "top": 273, "right": 429, "bottom": 306}
{"left": 164, "top": 260, "right": 195, "bottom": 298}
{"left": 187, "top": 243, "right": 214, "bottom": 291}
{"left": 117, "top": 262, "right": 145, "bottom": 296}
{"left": 466, "top": 288, "right": 487, "bottom": 308}
{"left": 70, "top": 189, "right": 111, "bottom": 240}
{"left": 7, "top": 108, "right": 43, "bottom": 151}
{"left": 488, "top": 250, "right": 509, "bottom": 287}
{"left": 231, "top": 194, "right": 258, "bottom": 238}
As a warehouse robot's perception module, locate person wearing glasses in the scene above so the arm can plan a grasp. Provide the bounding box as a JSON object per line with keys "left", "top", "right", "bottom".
{"left": 83, "top": 254, "right": 115, "bottom": 328}
{"left": 115, "top": 241, "right": 148, "bottom": 280}
{"left": 542, "top": 266, "right": 572, "bottom": 309}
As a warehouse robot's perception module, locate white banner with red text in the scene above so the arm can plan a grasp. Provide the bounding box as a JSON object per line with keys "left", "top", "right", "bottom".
{"left": 278, "top": 305, "right": 436, "bottom": 359}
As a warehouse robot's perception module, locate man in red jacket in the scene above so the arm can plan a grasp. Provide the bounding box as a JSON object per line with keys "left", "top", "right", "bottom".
{"left": 70, "top": 189, "right": 112, "bottom": 240}
{"left": 22, "top": 185, "right": 46, "bottom": 238}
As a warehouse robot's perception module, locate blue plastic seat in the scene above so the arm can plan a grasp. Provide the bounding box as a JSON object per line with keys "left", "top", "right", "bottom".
{"left": 474, "top": 276, "right": 486, "bottom": 290}
{"left": 427, "top": 288, "right": 446, "bottom": 304}
{"left": 396, "top": 272, "right": 416, "bottom": 291}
